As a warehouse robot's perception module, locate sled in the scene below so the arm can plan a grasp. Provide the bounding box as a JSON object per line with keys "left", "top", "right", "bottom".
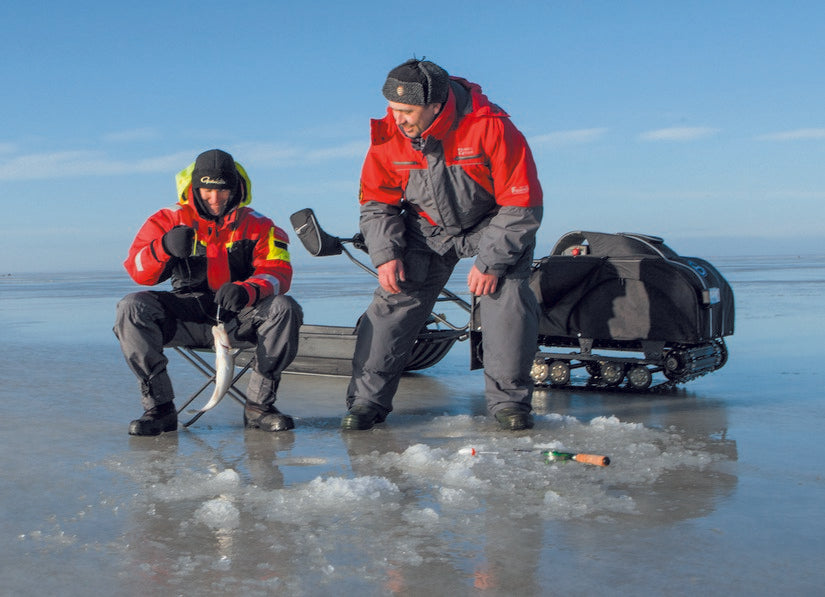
{"left": 529, "top": 231, "right": 734, "bottom": 391}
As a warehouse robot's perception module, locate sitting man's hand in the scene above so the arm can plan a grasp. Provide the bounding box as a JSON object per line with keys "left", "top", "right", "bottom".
{"left": 215, "top": 283, "right": 251, "bottom": 314}
{"left": 161, "top": 226, "right": 195, "bottom": 258}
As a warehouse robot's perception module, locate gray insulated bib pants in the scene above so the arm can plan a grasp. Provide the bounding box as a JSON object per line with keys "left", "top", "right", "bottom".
{"left": 114, "top": 290, "right": 302, "bottom": 410}
{"left": 346, "top": 248, "right": 540, "bottom": 416}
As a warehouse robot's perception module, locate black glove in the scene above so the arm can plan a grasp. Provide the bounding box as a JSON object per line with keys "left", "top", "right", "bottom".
{"left": 161, "top": 226, "right": 195, "bottom": 258}
{"left": 215, "top": 283, "right": 251, "bottom": 314}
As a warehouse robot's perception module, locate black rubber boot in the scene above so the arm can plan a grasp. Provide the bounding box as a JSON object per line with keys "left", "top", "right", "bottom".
{"left": 244, "top": 404, "right": 295, "bottom": 431}
{"left": 494, "top": 407, "right": 534, "bottom": 431}
{"left": 341, "top": 403, "right": 387, "bottom": 431}
{"left": 128, "top": 402, "right": 178, "bottom": 436}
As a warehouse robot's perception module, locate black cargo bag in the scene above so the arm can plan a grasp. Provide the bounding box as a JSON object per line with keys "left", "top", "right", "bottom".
{"left": 529, "top": 231, "right": 734, "bottom": 345}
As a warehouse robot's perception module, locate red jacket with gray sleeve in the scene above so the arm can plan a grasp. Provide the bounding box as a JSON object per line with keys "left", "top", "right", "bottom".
{"left": 359, "top": 76, "right": 543, "bottom": 276}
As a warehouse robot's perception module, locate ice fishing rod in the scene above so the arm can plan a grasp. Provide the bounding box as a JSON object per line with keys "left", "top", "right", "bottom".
{"left": 540, "top": 450, "right": 610, "bottom": 467}
{"left": 459, "top": 447, "right": 610, "bottom": 466}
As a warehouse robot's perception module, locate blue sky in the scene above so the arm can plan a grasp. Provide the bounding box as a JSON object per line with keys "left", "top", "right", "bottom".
{"left": 2, "top": 0, "right": 823, "bottom": 273}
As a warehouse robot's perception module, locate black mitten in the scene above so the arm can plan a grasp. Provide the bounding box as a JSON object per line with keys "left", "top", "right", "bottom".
{"left": 215, "top": 283, "right": 250, "bottom": 313}
{"left": 161, "top": 226, "right": 195, "bottom": 258}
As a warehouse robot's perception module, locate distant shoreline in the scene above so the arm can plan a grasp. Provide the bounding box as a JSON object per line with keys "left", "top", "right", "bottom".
{"left": 3, "top": 251, "right": 825, "bottom": 279}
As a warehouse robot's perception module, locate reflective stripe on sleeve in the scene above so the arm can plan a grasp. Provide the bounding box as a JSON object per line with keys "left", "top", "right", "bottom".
{"left": 267, "top": 228, "right": 291, "bottom": 262}
{"left": 133, "top": 247, "right": 147, "bottom": 272}
{"left": 250, "top": 273, "right": 280, "bottom": 296}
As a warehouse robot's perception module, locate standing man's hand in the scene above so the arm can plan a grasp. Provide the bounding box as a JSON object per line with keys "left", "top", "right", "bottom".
{"left": 377, "top": 259, "right": 405, "bottom": 294}
{"left": 468, "top": 265, "right": 499, "bottom": 296}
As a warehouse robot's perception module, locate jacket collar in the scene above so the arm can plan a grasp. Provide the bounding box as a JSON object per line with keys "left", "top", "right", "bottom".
{"left": 182, "top": 187, "right": 241, "bottom": 229}
{"left": 419, "top": 87, "right": 458, "bottom": 141}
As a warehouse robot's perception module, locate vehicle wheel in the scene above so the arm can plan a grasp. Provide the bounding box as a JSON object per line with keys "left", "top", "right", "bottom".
{"left": 530, "top": 359, "right": 549, "bottom": 383}
{"left": 600, "top": 361, "right": 625, "bottom": 386}
{"left": 585, "top": 361, "right": 601, "bottom": 379}
{"left": 664, "top": 350, "right": 685, "bottom": 380}
{"left": 548, "top": 361, "right": 570, "bottom": 386}
{"left": 626, "top": 365, "right": 652, "bottom": 390}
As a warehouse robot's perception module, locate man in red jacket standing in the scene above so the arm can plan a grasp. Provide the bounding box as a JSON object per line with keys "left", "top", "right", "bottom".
{"left": 115, "top": 149, "right": 303, "bottom": 435}
{"left": 343, "top": 59, "right": 543, "bottom": 431}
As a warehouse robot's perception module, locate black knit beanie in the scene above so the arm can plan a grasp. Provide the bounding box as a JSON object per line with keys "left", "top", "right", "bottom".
{"left": 382, "top": 59, "right": 450, "bottom": 105}
{"left": 191, "top": 149, "right": 238, "bottom": 190}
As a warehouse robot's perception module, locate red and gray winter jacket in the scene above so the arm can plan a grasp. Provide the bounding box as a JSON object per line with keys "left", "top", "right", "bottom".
{"left": 124, "top": 160, "right": 292, "bottom": 305}
{"left": 359, "top": 77, "right": 543, "bottom": 276}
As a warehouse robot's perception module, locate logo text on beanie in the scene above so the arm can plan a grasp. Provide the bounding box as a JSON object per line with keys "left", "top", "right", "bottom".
{"left": 200, "top": 176, "right": 227, "bottom": 185}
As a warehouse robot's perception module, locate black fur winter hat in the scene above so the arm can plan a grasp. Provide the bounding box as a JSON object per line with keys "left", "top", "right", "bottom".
{"left": 382, "top": 59, "right": 450, "bottom": 106}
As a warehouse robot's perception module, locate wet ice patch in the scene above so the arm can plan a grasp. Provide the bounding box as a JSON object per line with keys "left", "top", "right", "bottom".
{"left": 421, "top": 413, "right": 479, "bottom": 437}
{"left": 542, "top": 486, "right": 637, "bottom": 520}
{"left": 17, "top": 527, "right": 77, "bottom": 547}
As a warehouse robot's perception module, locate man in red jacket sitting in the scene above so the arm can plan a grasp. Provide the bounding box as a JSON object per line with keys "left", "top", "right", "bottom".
{"left": 114, "top": 149, "right": 303, "bottom": 435}
{"left": 343, "top": 59, "right": 544, "bottom": 431}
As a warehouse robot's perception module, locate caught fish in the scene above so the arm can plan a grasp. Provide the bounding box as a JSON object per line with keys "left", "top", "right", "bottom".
{"left": 197, "top": 322, "right": 237, "bottom": 413}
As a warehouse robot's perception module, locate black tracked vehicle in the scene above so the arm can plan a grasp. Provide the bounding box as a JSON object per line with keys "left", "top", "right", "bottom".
{"left": 529, "top": 231, "right": 734, "bottom": 391}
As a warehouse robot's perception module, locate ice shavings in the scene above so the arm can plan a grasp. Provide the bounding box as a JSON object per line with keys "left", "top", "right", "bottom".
{"left": 371, "top": 443, "right": 489, "bottom": 490}
{"left": 247, "top": 475, "right": 401, "bottom": 525}
{"left": 438, "top": 486, "right": 480, "bottom": 510}
{"left": 91, "top": 408, "right": 735, "bottom": 591}
{"left": 341, "top": 413, "right": 732, "bottom": 522}
{"left": 106, "top": 410, "right": 731, "bottom": 537}
{"left": 402, "top": 506, "right": 440, "bottom": 527}
{"left": 194, "top": 496, "right": 240, "bottom": 530}
{"left": 147, "top": 468, "right": 241, "bottom": 502}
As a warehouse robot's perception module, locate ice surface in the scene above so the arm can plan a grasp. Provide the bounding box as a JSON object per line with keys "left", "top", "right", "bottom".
{"left": 2, "top": 257, "right": 824, "bottom": 595}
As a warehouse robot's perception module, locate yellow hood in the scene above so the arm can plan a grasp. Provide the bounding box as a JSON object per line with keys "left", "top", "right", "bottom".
{"left": 175, "top": 159, "right": 252, "bottom": 208}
